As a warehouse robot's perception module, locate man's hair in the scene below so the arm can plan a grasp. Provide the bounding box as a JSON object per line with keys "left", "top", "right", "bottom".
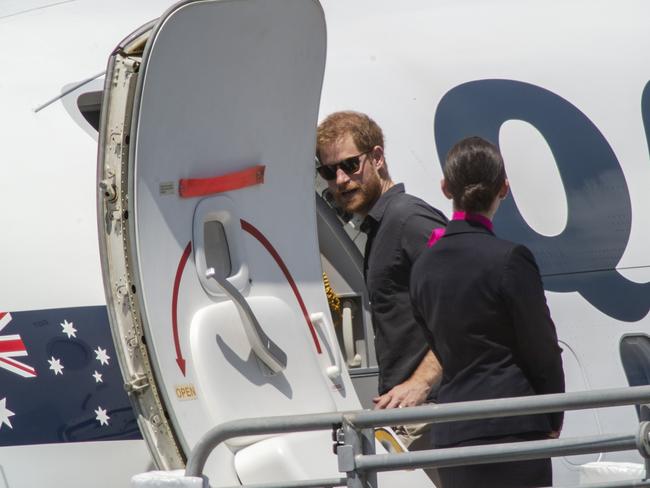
{"left": 443, "top": 136, "right": 506, "bottom": 213}
{"left": 316, "top": 111, "right": 384, "bottom": 159}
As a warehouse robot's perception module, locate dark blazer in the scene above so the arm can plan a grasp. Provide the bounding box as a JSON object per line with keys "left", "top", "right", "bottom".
{"left": 410, "top": 219, "right": 565, "bottom": 447}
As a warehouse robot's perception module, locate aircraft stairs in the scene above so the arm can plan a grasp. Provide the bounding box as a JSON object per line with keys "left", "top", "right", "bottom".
{"left": 133, "top": 385, "right": 650, "bottom": 488}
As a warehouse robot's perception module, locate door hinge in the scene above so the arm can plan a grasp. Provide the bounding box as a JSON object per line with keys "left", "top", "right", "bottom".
{"left": 125, "top": 374, "right": 150, "bottom": 395}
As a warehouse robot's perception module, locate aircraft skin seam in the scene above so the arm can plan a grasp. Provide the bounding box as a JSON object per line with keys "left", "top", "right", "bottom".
{"left": 542, "top": 264, "right": 650, "bottom": 278}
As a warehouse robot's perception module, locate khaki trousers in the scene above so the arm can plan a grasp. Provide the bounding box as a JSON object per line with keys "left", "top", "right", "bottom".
{"left": 394, "top": 422, "right": 443, "bottom": 487}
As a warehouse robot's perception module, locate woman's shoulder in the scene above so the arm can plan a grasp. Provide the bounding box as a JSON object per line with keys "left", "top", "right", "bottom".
{"left": 494, "top": 239, "right": 540, "bottom": 272}
{"left": 488, "top": 234, "right": 529, "bottom": 252}
{"left": 468, "top": 234, "right": 537, "bottom": 266}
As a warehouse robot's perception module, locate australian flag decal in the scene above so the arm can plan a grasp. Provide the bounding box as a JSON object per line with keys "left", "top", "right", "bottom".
{"left": 0, "top": 306, "right": 141, "bottom": 446}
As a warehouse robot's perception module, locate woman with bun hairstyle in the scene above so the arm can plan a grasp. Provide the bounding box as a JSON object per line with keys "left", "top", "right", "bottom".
{"left": 409, "top": 136, "right": 565, "bottom": 487}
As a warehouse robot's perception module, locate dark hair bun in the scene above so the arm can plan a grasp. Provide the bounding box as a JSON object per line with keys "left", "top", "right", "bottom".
{"left": 460, "top": 183, "right": 494, "bottom": 213}
{"left": 443, "top": 137, "right": 506, "bottom": 213}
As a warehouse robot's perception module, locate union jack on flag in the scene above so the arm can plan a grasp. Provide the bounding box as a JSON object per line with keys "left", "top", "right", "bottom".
{"left": 0, "top": 312, "right": 37, "bottom": 378}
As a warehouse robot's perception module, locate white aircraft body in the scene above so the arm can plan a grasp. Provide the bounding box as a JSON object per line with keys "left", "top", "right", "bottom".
{"left": 0, "top": 0, "right": 649, "bottom": 487}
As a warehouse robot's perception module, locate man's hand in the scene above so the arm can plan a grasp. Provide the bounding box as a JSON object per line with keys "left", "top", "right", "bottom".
{"left": 373, "top": 377, "right": 430, "bottom": 409}
{"left": 373, "top": 350, "right": 442, "bottom": 410}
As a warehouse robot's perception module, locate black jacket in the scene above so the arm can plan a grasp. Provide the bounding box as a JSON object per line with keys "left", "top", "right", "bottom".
{"left": 410, "top": 219, "right": 565, "bottom": 447}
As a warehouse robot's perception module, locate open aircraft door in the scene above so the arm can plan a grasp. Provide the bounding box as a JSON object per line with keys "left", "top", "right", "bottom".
{"left": 94, "top": 0, "right": 386, "bottom": 485}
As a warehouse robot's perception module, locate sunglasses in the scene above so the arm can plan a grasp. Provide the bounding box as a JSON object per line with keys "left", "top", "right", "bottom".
{"left": 316, "top": 150, "right": 370, "bottom": 181}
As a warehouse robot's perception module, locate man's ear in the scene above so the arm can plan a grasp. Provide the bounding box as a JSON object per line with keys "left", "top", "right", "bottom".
{"left": 499, "top": 179, "right": 510, "bottom": 200}
{"left": 371, "top": 145, "right": 385, "bottom": 170}
{"left": 441, "top": 178, "right": 453, "bottom": 200}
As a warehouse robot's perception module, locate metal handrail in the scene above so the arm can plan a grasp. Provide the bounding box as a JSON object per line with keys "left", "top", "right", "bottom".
{"left": 217, "top": 479, "right": 347, "bottom": 488}
{"left": 554, "top": 481, "right": 650, "bottom": 488}
{"left": 355, "top": 433, "right": 638, "bottom": 471}
{"left": 345, "top": 386, "right": 650, "bottom": 428}
{"left": 185, "top": 385, "right": 650, "bottom": 487}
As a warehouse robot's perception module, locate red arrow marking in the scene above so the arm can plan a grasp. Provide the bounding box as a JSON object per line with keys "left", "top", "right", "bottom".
{"left": 240, "top": 219, "right": 322, "bottom": 354}
{"left": 172, "top": 242, "right": 192, "bottom": 376}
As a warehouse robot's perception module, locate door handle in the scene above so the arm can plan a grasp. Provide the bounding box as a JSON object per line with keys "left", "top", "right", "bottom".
{"left": 342, "top": 300, "right": 362, "bottom": 368}
{"left": 310, "top": 312, "right": 341, "bottom": 379}
{"left": 206, "top": 268, "right": 287, "bottom": 373}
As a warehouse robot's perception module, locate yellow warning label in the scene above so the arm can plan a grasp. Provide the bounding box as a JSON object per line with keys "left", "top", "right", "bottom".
{"left": 175, "top": 384, "right": 198, "bottom": 401}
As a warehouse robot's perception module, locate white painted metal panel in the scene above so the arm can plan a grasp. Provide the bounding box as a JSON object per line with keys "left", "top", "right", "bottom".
{"left": 124, "top": 0, "right": 365, "bottom": 484}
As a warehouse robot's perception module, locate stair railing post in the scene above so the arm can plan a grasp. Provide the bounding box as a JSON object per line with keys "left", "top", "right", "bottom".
{"left": 636, "top": 420, "right": 650, "bottom": 481}
{"left": 360, "top": 426, "right": 377, "bottom": 488}
{"left": 336, "top": 418, "right": 375, "bottom": 488}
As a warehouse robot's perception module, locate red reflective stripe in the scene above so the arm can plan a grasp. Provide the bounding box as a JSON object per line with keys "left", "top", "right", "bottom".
{"left": 240, "top": 219, "right": 322, "bottom": 354}
{"left": 179, "top": 165, "right": 265, "bottom": 198}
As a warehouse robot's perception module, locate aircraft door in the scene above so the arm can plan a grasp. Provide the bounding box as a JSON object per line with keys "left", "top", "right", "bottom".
{"left": 97, "top": 0, "right": 348, "bottom": 483}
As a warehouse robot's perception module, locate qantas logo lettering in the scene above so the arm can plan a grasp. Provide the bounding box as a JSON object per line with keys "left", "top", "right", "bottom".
{"left": 435, "top": 79, "right": 650, "bottom": 322}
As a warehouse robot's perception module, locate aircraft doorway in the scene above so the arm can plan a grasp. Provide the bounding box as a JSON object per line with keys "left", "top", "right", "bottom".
{"left": 316, "top": 185, "right": 380, "bottom": 409}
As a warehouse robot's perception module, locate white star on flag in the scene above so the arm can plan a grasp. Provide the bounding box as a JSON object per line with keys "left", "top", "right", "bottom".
{"left": 48, "top": 356, "right": 64, "bottom": 375}
{"left": 0, "top": 397, "right": 15, "bottom": 430}
{"left": 94, "top": 406, "right": 110, "bottom": 426}
{"left": 93, "top": 370, "right": 103, "bottom": 383}
{"left": 94, "top": 347, "right": 110, "bottom": 366}
{"left": 60, "top": 320, "right": 77, "bottom": 339}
